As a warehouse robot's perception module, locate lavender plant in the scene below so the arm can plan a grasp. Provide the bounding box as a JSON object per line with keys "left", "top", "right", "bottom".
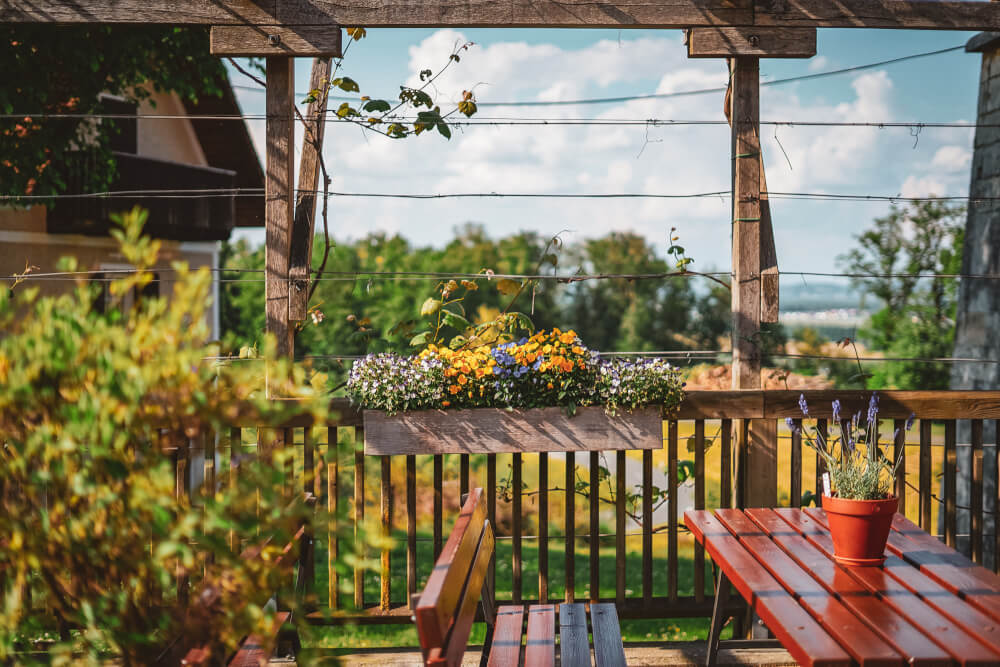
{"left": 791, "top": 393, "right": 911, "bottom": 500}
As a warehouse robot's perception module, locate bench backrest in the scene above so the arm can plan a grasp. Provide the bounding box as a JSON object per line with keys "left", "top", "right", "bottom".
{"left": 415, "top": 487, "right": 495, "bottom": 667}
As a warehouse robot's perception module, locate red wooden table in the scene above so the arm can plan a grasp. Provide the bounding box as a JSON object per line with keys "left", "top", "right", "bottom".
{"left": 685, "top": 507, "right": 1000, "bottom": 667}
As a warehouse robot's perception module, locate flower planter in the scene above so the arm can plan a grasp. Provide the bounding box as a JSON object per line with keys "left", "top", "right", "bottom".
{"left": 822, "top": 494, "right": 899, "bottom": 566}
{"left": 363, "top": 405, "right": 663, "bottom": 455}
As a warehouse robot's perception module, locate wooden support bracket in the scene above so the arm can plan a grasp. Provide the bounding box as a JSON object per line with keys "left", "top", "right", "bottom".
{"left": 289, "top": 56, "right": 334, "bottom": 321}
{"left": 211, "top": 25, "right": 342, "bottom": 57}
{"left": 688, "top": 27, "right": 816, "bottom": 58}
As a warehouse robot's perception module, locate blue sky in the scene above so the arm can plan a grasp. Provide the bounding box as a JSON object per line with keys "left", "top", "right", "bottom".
{"left": 227, "top": 28, "right": 980, "bottom": 277}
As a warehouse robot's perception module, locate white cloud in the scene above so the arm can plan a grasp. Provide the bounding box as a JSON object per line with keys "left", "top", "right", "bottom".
{"left": 900, "top": 174, "right": 948, "bottom": 198}
{"left": 808, "top": 55, "right": 830, "bottom": 72}
{"left": 230, "top": 31, "right": 977, "bottom": 275}
{"left": 931, "top": 145, "right": 972, "bottom": 172}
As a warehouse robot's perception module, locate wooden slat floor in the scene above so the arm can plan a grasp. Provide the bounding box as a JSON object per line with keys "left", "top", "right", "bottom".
{"left": 299, "top": 642, "right": 795, "bottom": 666}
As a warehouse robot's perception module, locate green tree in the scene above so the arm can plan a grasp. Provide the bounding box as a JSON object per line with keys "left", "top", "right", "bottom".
{"left": 1, "top": 210, "right": 336, "bottom": 664}
{"left": 839, "top": 201, "right": 965, "bottom": 388}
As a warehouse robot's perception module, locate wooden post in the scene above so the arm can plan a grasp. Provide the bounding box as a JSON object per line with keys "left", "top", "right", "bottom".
{"left": 265, "top": 57, "right": 296, "bottom": 363}
{"left": 730, "top": 57, "right": 777, "bottom": 508}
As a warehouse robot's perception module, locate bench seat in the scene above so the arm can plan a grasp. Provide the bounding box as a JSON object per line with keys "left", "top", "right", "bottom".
{"left": 415, "top": 488, "right": 626, "bottom": 667}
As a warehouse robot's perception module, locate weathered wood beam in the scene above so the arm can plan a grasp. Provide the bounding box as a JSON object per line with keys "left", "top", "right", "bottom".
{"left": 731, "top": 56, "right": 762, "bottom": 393}
{"left": 730, "top": 56, "right": 777, "bottom": 509}
{"left": 289, "top": 56, "right": 334, "bottom": 321}
{"left": 755, "top": 0, "right": 1000, "bottom": 31}
{"left": 5, "top": 0, "right": 1000, "bottom": 30}
{"left": 266, "top": 57, "right": 296, "bottom": 364}
{"left": 211, "top": 25, "right": 342, "bottom": 57}
{"left": 688, "top": 27, "right": 815, "bottom": 58}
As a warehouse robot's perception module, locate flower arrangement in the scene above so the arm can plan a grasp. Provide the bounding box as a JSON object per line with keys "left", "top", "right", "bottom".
{"left": 791, "top": 392, "right": 910, "bottom": 500}
{"left": 347, "top": 329, "right": 685, "bottom": 415}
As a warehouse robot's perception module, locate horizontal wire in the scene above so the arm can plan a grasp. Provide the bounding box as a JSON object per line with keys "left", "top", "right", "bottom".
{"left": 200, "top": 351, "right": 999, "bottom": 365}
{"left": 0, "top": 188, "right": 992, "bottom": 204}
{"left": 226, "top": 43, "right": 964, "bottom": 107}
{"left": 0, "top": 112, "right": 985, "bottom": 130}
{"left": 11, "top": 268, "right": 1000, "bottom": 283}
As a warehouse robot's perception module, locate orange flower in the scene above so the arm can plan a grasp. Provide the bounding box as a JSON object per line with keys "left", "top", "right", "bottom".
{"left": 457, "top": 374, "right": 468, "bottom": 385}
{"left": 449, "top": 385, "right": 460, "bottom": 395}
{"left": 442, "top": 400, "right": 451, "bottom": 407}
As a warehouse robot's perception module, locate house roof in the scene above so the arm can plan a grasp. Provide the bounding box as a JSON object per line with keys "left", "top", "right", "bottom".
{"left": 183, "top": 70, "right": 265, "bottom": 227}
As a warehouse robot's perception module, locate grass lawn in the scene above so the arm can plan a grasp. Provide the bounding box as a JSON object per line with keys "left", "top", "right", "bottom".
{"left": 306, "top": 532, "right": 725, "bottom": 650}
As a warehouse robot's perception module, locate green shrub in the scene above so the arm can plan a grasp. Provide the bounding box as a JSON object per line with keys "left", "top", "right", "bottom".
{"left": 0, "top": 209, "right": 335, "bottom": 665}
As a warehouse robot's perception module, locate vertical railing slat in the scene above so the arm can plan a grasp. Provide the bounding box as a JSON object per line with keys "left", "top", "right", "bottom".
{"left": 920, "top": 420, "right": 933, "bottom": 533}
{"left": 971, "top": 419, "right": 984, "bottom": 564}
{"left": 815, "top": 419, "right": 828, "bottom": 502}
{"left": 354, "top": 431, "right": 365, "bottom": 609}
{"left": 460, "top": 454, "right": 470, "bottom": 501}
{"left": 538, "top": 452, "right": 549, "bottom": 603}
{"left": 380, "top": 455, "right": 391, "bottom": 610}
{"left": 893, "top": 419, "right": 906, "bottom": 516}
{"left": 229, "top": 427, "right": 242, "bottom": 555}
{"left": 328, "top": 426, "right": 339, "bottom": 610}
{"left": 694, "top": 420, "right": 705, "bottom": 603}
{"left": 513, "top": 452, "right": 522, "bottom": 604}
{"left": 589, "top": 451, "right": 600, "bottom": 603}
{"left": 642, "top": 448, "right": 653, "bottom": 607}
{"left": 433, "top": 455, "right": 443, "bottom": 560}
{"left": 487, "top": 453, "right": 497, "bottom": 594}
{"left": 945, "top": 420, "right": 957, "bottom": 547}
{"left": 944, "top": 419, "right": 958, "bottom": 549}
{"left": 995, "top": 420, "right": 1000, "bottom": 574}
{"left": 790, "top": 419, "right": 802, "bottom": 508}
{"left": 615, "top": 450, "right": 626, "bottom": 607}
{"left": 566, "top": 451, "right": 575, "bottom": 603}
{"left": 302, "top": 427, "right": 315, "bottom": 600}
{"left": 407, "top": 455, "right": 417, "bottom": 606}
{"left": 721, "top": 419, "right": 732, "bottom": 509}
{"left": 667, "top": 421, "right": 678, "bottom": 602}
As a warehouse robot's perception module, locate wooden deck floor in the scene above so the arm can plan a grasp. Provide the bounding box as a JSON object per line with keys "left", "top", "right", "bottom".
{"left": 299, "top": 642, "right": 795, "bottom": 665}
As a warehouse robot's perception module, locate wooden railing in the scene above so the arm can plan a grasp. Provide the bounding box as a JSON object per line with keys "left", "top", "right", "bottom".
{"left": 174, "top": 390, "right": 1000, "bottom": 628}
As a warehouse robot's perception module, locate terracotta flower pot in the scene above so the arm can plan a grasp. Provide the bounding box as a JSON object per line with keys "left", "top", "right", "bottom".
{"left": 821, "top": 494, "right": 899, "bottom": 566}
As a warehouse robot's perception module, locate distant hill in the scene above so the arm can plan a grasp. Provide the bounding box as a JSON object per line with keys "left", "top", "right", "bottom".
{"left": 779, "top": 281, "right": 872, "bottom": 313}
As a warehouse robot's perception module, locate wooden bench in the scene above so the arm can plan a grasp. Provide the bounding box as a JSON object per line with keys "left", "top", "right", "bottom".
{"left": 414, "top": 487, "right": 627, "bottom": 666}
{"left": 168, "top": 493, "right": 315, "bottom": 666}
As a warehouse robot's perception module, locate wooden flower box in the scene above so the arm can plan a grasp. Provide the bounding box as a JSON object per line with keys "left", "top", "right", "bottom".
{"left": 363, "top": 405, "right": 663, "bottom": 455}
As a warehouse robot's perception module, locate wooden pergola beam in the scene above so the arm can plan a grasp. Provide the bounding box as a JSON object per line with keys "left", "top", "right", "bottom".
{"left": 4, "top": 0, "right": 1000, "bottom": 30}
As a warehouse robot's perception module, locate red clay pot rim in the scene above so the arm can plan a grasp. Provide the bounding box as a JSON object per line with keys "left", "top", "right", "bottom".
{"left": 822, "top": 494, "right": 898, "bottom": 515}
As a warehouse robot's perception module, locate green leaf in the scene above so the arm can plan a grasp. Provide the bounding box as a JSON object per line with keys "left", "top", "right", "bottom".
{"left": 436, "top": 121, "right": 452, "bottom": 139}
{"left": 409, "top": 331, "right": 432, "bottom": 347}
{"left": 333, "top": 77, "right": 360, "bottom": 93}
{"left": 441, "top": 310, "right": 470, "bottom": 331}
{"left": 420, "top": 297, "right": 441, "bottom": 316}
{"left": 363, "top": 99, "right": 392, "bottom": 113}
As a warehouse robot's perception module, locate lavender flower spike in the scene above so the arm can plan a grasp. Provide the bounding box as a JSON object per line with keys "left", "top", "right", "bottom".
{"left": 832, "top": 399, "right": 841, "bottom": 423}
{"left": 798, "top": 393, "right": 809, "bottom": 416}
{"left": 785, "top": 417, "right": 795, "bottom": 431}
{"left": 867, "top": 392, "right": 879, "bottom": 424}
{"left": 905, "top": 412, "right": 916, "bottom": 431}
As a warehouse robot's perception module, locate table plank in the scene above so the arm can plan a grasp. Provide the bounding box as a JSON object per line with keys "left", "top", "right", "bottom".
{"left": 783, "top": 509, "right": 1000, "bottom": 666}
{"left": 559, "top": 603, "right": 592, "bottom": 667}
{"left": 803, "top": 509, "right": 1000, "bottom": 655}
{"left": 590, "top": 603, "right": 627, "bottom": 667}
{"left": 714, "top": 509, "right": 902, "bottom": 667}
{"left": 749, "top": 508, "right": 952, "bottom": 667}
{"left": 524, "top": 604, "right": 555, "bottom": 667}
{"left": 486, "top": 606, "right": 523, "bottom": 667}
{"left": 886, "top": 514, "right": 1000, "bottom": 623}
{"left": 685, "top": 510, "right": 852, "bottom": 667}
